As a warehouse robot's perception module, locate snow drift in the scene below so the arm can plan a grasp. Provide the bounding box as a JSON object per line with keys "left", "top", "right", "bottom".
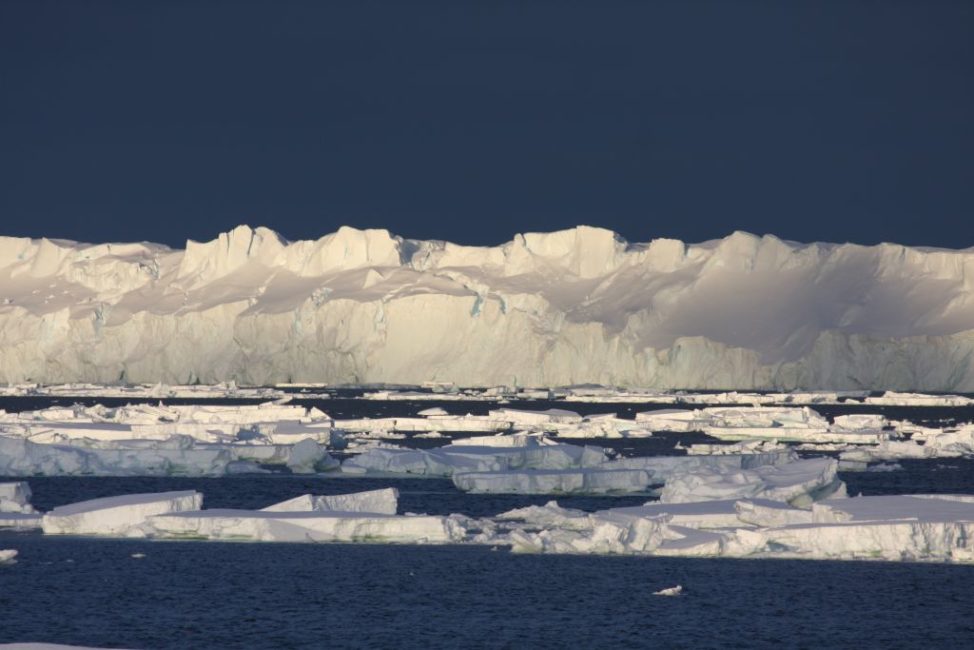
{"left": 2, "top": 225, "right": 973, "bottom": 390}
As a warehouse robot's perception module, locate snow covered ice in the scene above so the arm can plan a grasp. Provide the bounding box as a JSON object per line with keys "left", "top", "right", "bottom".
{"left": 146, "top": 488, "right": 462, "bottom": 544}
{"left": 658, "top": 457, "right": 845, "bottom": 507}
{"left": 42, "top": 491, "right": 203, "bottom": 537}
{"left": 3, "top": 225, "right": 974, "bottom": 390}
{"left": 146, "top": 510, "right": 466, "bottom": 544}
{"left": 340, "top": 441, "right": 608, "bottom": 477}
{"left": 0, "top": 482, "right": 36, "bottom": 513}
{"left": 0, "top": 481, "right": 42, "bottom": 530}
{"left": 452, "top": 468, "right": 655, "bottom": 494}
{"left": 261, "top": 488, "right": 399, "bottom": 515}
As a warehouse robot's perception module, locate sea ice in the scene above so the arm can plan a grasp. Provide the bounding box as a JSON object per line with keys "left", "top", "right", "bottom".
{"left": 42, "top": 491, "right": 203, "bottom": 537}
{"left": 341, "top": 442, "right": 608, "bottom": 477}
{"left": 659, "top": 458, "right": 844, "bottom": 506}
{"left": 261, "top": 488, "right": 399, "bottom": 515}
{"left": 452, "top": 468, "right": 654, "bottom": 494}
{"left": 147, "top": 510, "right": 466, "bottom": 544}
{"left": 0, "top": 481, "right": 36, "bottom": 514}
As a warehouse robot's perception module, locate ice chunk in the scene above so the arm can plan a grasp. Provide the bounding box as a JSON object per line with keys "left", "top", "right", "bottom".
{"left": 147, "top": 510, "right": 465, "bottom": 544}
{"left": 635, "top": 409, "right": 709, "bottom": 432}
{"left": 0, "top": 549, "right": 17, "bottom": 564}
{"left": 262, "top": 488, "right": 399, "bottom": 515}
{"left": 452, "top": 468, "right": 654, "bottom": 494}
{"left": 495, "top": 501, "right": 590, "bottom": 529}
{"left": 42, "top": 491, "right": 203, "bottom": 537}
{"left": 0, "top": 481, "right": 36, "bottom": 514}
{"left": 653, "top": 585, "right": 683, "bottom": 596}
{"left": 608, "top": 500, "right": 751, "bottom": 529}
{"left": 0, "top": 435, "right": 232, "bottom": 476}
{"left": 341, "top": 443, "right": 608, "bottom": 477}
{"left": 417, "top": 407, "right": 449, "bottom": 416}
{"left": 509, "top": 510, "right": 671, "bottom": 555}
{"left": 659, "top": 458, "right": 843, "bottom": 507}
{"left": 734, "top": 499, "right": 816, "bottom": 527}
{"left": 285, "top": 439, "right": 337, "bottom": 474}
{"left": 448, "top": 433, "right": 551, "bottom": 447}
{"left": 604, "top": 450, "right": 797, "bottom": 482}
{"left": 832, "top": 414, "right": 888, "bottom": 431}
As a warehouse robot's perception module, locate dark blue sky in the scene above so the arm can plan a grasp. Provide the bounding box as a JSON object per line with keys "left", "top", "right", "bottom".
{"left": 1, "top": 1, "right": 972, "bottom": 248}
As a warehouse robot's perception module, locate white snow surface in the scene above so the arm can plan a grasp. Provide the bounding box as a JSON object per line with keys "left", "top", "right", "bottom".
{"left": 42, "top": 491, "right": 203, "bottom": 537}
{"left": 452, "top": 468, "right": 655, "bottom": 494}
{"left": 658, "top": 457, "right": 844, "bottom": 506}
{"left": 147, "top": 510, "right": 465, "bottom": 544}
{"left": 261, "top": 488, "right": 399, "bottom": 515}
{"left": 341, "top": 442, "right": 608, "bottom": 476}
{"left": 3, "top": 226, "right": 974, "bottom": 390}
{"left": 489, "top": 493, "right": 974, "bottom": 561}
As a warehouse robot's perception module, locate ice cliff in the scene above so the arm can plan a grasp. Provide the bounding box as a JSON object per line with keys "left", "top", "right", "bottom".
{"left": 1, "top": 225, "right": 973, "bottom": 390}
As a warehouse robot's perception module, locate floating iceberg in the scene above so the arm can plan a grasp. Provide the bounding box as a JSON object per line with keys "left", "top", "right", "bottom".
{"left": 487, "top": 492, "right": 974, "bottom": 561}
{"left": 0, "top": 481, "right": 36, "bottom": 514}
{"left": 42, "top": 491, "right": 203, "bottom": 537}
{"left": 261, "top": 488, "right": 399, "bottom": 515}
{"left": 341, "top": 442, "right": 608, "bottom": 477}
{"left": 507, "top": 508, "right": 672, "bottom": 555}
{"left": 659, "top": 458, "right": 844, "bottom": 506}
{"left": 653, "top": 585, "right": 683, "bottom": 596}
{"left": 452, "top": 468, "right": 654, "bottom": 494}
{"left": 146, "top": 510, "right": 465, "bottom": 544}
{"left": 724, "top": 495, "right": 974, "bottom": 561}
{"left": 0, "top": 435, "right": 233, "bottom": 476}
{"left": 604, "top": 449, "right": 798, "bottom": 482}
{"left": 0, "top": 549, "right": 17, "bottom": 564}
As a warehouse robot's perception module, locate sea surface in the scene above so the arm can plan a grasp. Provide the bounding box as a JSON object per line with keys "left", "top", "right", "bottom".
{"left": 2, "top": 396, "right": 974, "bottom": 648}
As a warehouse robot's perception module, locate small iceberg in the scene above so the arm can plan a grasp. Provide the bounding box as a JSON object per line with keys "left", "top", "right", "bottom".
{"left": 653, "top": 585, "right": 683, "bottom": 597}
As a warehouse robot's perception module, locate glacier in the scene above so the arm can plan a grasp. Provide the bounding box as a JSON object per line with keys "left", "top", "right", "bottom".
{"left": 1, "top": 225, "right": 973, "bottom": 389}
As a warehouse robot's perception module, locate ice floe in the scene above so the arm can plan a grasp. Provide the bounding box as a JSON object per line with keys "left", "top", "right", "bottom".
{"left": 41, "top": 491, "right": 203, "bottom": 537}
{"left": 0, "top": 482, "right": 36, "bottom": 514}
{"left": 452, "top": 468, "right": 655, "bottom": 494}
{"left": 658, "top": 458, "right": 845, "bottom": 507}
{"left": 261, "top": 488, "right": 399, "bottom": 515}
{"left": 341, "top": 441, "right": 608, "bottom": 477}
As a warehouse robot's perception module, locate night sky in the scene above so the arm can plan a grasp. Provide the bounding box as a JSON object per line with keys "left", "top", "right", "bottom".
{"left": 1, "top": 1, "right": 972, "bottom": 249}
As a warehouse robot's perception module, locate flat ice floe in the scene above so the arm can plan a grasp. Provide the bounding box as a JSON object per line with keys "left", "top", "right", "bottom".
{"left": 42, "top": 491, "right": 203, "bottom": 537}
{"left": 0, "top": 401, "right": 342, "bottom": 476}
{"left": 659, "top": 457, "right": 845, "bottom": 507}
{"left": 3, "top": 396, "right": 973, "bottom": 474}
{"left": 145, "top": 486, "right": 463, "bottom": 544}
{"left": 0, "top": 435, "right": 234, "bottom": 476}
{"left": 146, "top": 510, "right": 466, "bottom": 544}
{"left": 261, "top": 488, "right": 399, "bottom": 515}
{"left": 489, "top": 493, "right": 974, "bottom": 562}
{"left": 340, "top": 441, "right": 608, "bottom": 476}
{"left": 452, "top": 468, "right": 654, "bottom": 494}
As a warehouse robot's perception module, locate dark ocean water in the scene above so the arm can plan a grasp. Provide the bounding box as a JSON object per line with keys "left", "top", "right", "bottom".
{"left": 3, "top": 536, "right": 974, "bottom": 649}
{"left": 3, "top": 396, "right": 974, "bottom": 648}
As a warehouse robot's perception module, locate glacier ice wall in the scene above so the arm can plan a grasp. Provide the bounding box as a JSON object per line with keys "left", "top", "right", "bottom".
{"left": 1, "top": 225, "right": 973, "bottom": 390}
